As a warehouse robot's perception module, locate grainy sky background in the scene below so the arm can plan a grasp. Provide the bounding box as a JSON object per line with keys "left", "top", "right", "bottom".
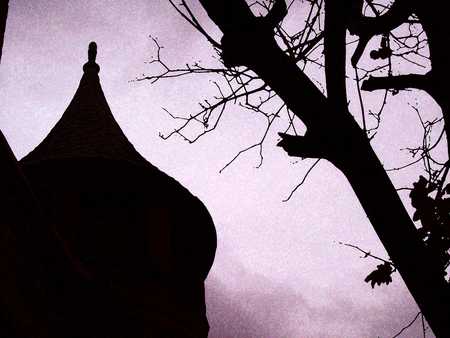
{"left": 0, "top": 1, "right": 442, "bottom": 337}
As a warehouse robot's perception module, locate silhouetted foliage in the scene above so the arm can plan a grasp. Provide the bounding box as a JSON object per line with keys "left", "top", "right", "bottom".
{"left": 410, "top": 175, "right": 450, "bottom": 279}
{"left": 365, "top": 261, "right": 394, "bottom": 288}
{"left": 143, "top": 0, "right": 450, "bottom": 336}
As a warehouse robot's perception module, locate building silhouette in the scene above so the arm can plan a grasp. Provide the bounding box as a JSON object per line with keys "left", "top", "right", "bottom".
{"left": 5, "top": 42, "right": 216, "bottom": 337}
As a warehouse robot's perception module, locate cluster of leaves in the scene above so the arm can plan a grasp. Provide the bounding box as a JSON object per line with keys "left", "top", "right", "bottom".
{"left": 364, "top": 261, "right": 394, "bottom": 288}
{"left": 410, "top": 175, "right": 450, "bottom": 279}
{"left": 362, "top": 172, "right": 450, "bottom": 288}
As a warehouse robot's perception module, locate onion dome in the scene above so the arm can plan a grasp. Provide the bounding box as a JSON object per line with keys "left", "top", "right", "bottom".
{"left": 19, "top": 42, "right": 216, "bottom": 338}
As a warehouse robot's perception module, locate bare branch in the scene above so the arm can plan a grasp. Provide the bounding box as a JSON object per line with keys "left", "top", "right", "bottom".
{"left": 282, "top": 159, "right": 321, "bottom": 202}
{"left": 169, "top": 0, "right": 221, "bottom": 48}
{"left": 391, "top": 312, "right": 422, "bottom": 338}
{"left": 338, "top": 241, "right": 395, "bottom": 268}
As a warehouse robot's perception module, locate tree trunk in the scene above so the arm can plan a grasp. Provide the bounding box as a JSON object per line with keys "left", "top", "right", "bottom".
{"left": 323, "top": 2, "right": 450, "bottom": 334}
{"left": 333, "top": 120, "right": 450, "bottom": 337}
{"left": 198, "top": 0, "right": 450, "bottom": 335}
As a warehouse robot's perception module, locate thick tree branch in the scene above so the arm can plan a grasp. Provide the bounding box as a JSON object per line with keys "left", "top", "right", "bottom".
{"left": 348, "top": 0, "right": 412, "bottom": 66}
{"left": 263, "top": 0, "right": 288, "bottom": 29}
{"left": 207, "top": 3, "right": 328, "bottom": 129}
{"left": 198, "top": 0, "right": 255, "bottom": 34}
{"left": 277, "top": 132, "right": 326, "bottom": 159}
{"left": 361, "top": 73, "right": 431, "bottom": 93}
{"left": 353, "top": 0, "right": 411, "bottom": 36}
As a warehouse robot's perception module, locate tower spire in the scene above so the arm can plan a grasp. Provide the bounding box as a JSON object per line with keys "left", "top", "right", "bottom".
{"left": 21, "top": 41, "right": 147, "bottom": 165}
{"left": 83, "top": 41, "right": 100, "bottom": 74}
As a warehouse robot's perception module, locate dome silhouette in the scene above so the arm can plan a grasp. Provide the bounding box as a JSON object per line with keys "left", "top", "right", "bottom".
{"left": 19, "top": 42, "right": 217, "bottom": 337}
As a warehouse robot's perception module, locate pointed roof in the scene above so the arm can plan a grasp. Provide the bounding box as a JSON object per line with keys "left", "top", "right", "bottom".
{"left": 21, "top": 42, "right": 147, "bottom": 165}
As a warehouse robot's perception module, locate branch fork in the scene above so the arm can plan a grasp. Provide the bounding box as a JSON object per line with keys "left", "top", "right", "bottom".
{"left": 219, "top": 0, "right": 288, "bottom": 67}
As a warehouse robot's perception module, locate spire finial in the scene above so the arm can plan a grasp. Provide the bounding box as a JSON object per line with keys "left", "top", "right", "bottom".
{"left": 88, "top": 41, "right": 97, "bottom": 63}
{"left": 83, "top": 41, "right": 100, "bottom": 74}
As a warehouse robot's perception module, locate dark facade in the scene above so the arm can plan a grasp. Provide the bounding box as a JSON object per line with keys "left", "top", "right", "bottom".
{"left": 16, "top": 42, "right": 216, "bottom": 337}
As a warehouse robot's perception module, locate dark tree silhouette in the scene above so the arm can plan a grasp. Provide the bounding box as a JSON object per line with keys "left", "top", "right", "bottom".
{"left": 0, "top": 0, "right": 8, "bottom": 62}
{"left": 142, "top": 0, "right": 450, "bottom": 336}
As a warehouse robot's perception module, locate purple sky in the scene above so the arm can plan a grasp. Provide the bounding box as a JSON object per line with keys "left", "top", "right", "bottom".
{"left": 0, "top": 1, "right": 442, "bottom": 337}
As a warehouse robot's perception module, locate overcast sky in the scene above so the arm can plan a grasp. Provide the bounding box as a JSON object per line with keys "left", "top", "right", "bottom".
{"left": 0, "top": 1, "right": 442, "bottom": 337}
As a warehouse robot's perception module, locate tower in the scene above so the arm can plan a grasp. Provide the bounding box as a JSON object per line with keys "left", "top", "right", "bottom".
{"left": 19, "top": 42, "right": 216, "bottom": 337}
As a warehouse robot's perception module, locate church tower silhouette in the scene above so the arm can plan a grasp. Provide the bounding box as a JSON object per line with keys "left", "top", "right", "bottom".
{"left": 17, "top": 42, "right": 216, "bottom": 337}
